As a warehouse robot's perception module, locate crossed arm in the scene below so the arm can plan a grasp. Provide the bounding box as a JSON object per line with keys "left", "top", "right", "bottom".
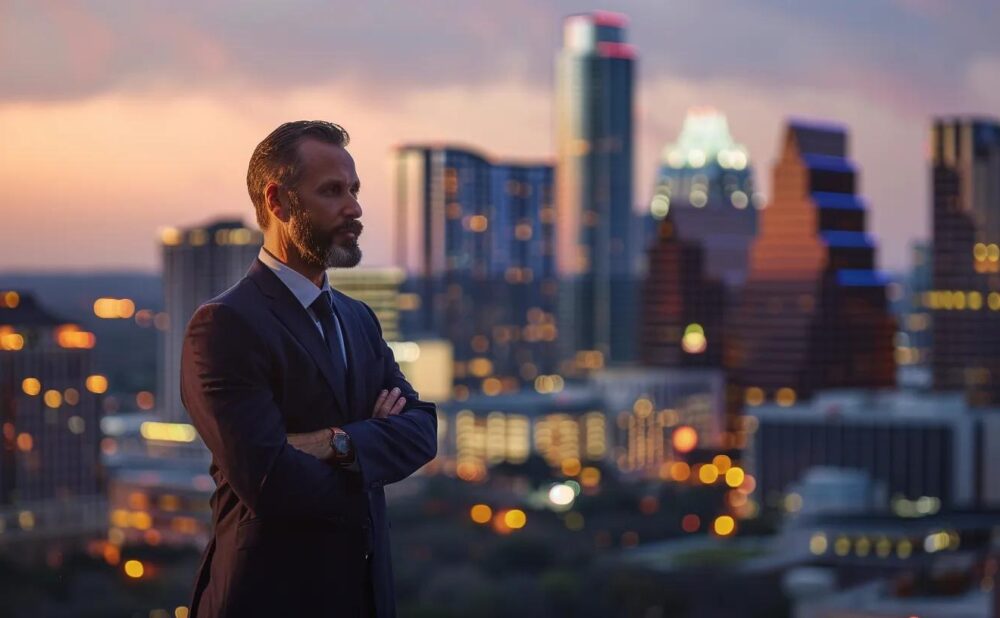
{"left": 181, "top": 302, "right": 437, "bottom": 521}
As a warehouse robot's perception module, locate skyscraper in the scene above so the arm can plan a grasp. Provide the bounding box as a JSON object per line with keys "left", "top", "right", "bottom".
{"left": 929, "top": 118, "right": 1000, "bottom": 406}
{"left": 0, "top": 290, "right": 105, "bottom": 539}
{"left": 556, "top": 11, "right": 637, "bottom": 369}
{"left": 732, "top": 121, "right": 896, "bottom": 404}
{"left": 649, "top": 109, "right": 760, "bottom": 289}
{"left": 327, "top": 267, "right": 406, "bottom": 342}
{"left": 394, "top": 145, "right": 557, "bottom": 397}
{"left": 159, "top": 220, "right": 262, "bottom": 421}
{"left": 641, "top": 110, "right": 758, "bottom": 371}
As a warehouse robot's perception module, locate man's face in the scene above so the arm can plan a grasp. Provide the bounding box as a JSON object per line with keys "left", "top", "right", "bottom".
{"left": 284, "top": 139, "right": 364, "bottom": 269}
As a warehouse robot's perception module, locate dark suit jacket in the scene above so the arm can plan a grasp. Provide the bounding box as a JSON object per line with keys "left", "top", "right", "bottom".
{"left": 180, "top": 258, "right": 437, "bottom": 618}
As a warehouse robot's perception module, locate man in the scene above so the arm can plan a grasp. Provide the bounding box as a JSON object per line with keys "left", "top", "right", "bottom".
{"left": 181, "top": 120, "right": 437, "bottom": 617}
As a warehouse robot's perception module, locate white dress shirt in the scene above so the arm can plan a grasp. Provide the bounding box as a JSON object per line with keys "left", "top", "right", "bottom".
{"left": 257, "top": 247, "right": 347, "bottom": 365}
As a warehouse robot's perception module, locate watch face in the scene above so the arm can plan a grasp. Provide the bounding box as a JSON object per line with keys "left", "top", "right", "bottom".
{"left": 332, "top": 432, "right": 351, "bottom": 456}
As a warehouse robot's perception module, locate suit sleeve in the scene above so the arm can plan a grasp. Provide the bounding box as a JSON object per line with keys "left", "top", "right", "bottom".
{"left": 341, "top": 304, "right": 438, "bottom": 490}
{"left": 181, "top": 302, "right": 357, "bottom": 522}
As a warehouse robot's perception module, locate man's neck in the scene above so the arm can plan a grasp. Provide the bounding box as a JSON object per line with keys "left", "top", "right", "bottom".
{"left": 261, "top": 242, "right": 325, "bottom": 288}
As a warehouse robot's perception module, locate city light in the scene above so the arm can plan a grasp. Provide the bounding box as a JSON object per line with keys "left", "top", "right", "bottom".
{"left": 123, "top": 560, "right": 145, "bottom": 579}
{"left": 809, "top": 533, "right": 828, "bottom": 555}
{"left": 681, "top": 514, "right": 700, "bottom": 533}
{"left": 698, "top": 464, "right": 719, "bottom": 484}
{"left": 2, "top": 291, "right": 20, "bottom": 308}
{"left": 44, "top": 389, "right": 62, "bottom": 408}
{"left": 86, "top": 375, "right": 109, "bottom": 394}
{"left": 549, "top": 484, "right": 576, "bottom": 508}
{"left": 470, "top": 504, "right": 492, "bottom": 524}
{"left": 0, "top": 327, "right": 24, "bottom": 351}
{"left": 713, "top": 515, "right": 735, "bottom": 537}
{"left": 21, "top": 377, "right": 41, "bottom": 396}
{"left": 672, "top": 426, "right": 698, "bottom": 453}
{"left": 504, "top": 509, "right": 527, "bottom": 530}
{"left": 140, "top": 422, "right": 197, "bottom": 443}
{"left": 93, "top": 298, "right": 136, "bottom": 319}
{"left": 56, "top": 325, "right": 97, "bottom": 349}
{"left": 725, "top": 467, "right": 745, "bottom": 488}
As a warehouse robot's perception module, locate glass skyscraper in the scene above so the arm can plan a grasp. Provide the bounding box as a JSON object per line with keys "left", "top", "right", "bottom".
{"left": 556, "top": 11, "right": 637, "bottom": 370}
{"left": 394, "top": 145, "right": 557, "bottom": 397}
{"left": 929, "top": 117, "right": 1000, "bottom": 406}
{"left": 733, "top": 120, "right": 896, "bottom": 404}
{"left": 159, "top": 220, "right": 262, "bottom": 421}
{"left": 649, "top": 109, "right": 760, "bottom": 289}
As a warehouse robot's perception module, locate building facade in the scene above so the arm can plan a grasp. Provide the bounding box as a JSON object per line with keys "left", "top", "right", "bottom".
{"left": 0, "top": 290, "right": 106, "bottom": 545}
{"left": 159, "top": 220, "right": 262, "bottom": 421}
{"left": 929, "top": 117, "right": 1000, "bottom": 406}
{"left": 731, "top": 121, "right": 896, "bottom": 404}
{"left": 556, "top": 11, "right": 638, "bottom": 368}
{"left": 394, "top": 145, "right": 557, "bottom": 397}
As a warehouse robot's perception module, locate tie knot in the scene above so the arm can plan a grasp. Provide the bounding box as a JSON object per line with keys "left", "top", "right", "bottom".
{"left": 310, "top": 291, "right": 335, "bottom": 319}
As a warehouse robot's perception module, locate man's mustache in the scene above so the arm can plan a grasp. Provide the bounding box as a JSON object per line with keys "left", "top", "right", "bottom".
{"left": 337, "top": 220, "right": 364, "bottom": 236}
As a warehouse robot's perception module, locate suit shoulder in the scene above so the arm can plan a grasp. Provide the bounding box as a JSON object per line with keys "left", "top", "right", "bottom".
{"left": 187, "top": 278, "right": 261, "bottom": 330}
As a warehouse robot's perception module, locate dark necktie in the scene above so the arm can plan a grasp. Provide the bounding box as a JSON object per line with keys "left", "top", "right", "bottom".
{"left": 309, "top": 291, "right": 349, "bottom": 392}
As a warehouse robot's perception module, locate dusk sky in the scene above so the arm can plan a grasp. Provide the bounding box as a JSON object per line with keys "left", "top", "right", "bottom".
{"left": 2, "top": 0, "right": 998, "bottom": 273}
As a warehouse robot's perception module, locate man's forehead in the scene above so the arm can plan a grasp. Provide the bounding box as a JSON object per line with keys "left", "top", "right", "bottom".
{"left": 298, "top": 138, "right": 357, "bottom": 180}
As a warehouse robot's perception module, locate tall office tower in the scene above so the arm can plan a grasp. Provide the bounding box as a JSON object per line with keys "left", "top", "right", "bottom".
{"left": 556, "top": 11, "right": 637, "bottom": 370}
{"left": 0, "top": 290, "right": 105, "bottom": 538}
{"left": 893, "top": 242, "right": 933, "bottom": 386}
{"left": 394, "top": 145, "right": 558, "bottom": 397}
{"left": 159, "top": 220, "right": 262, "bottom": 421}
{"left": 732, "top": 121, "right": 896, "bottom": 404}
{"left": 649, "top": 108, "right": 760, "bottom": 289}
{"left": 929, "top": 118, "right": 1000, "bottom": 406}
{"left": 640, "top": 216, "right": 725, "bottom": 368}
{"left": 327, "top": 267, "right": 406, "bottom": 342}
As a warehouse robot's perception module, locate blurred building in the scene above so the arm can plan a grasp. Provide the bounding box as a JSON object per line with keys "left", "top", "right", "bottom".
{"left": 929, "top": 117, "right": 1000, "bottom": 407}
{"left": 101, "top": 414, "right": 212, "bottom": 550}
{"left": 328, "top": 266, "right": 406, "bottom": 341}
{"left": 747, "top": 389, "right": 1000, "bottom": 516}
{"left": 731, "top": 120, "right": 896, "bottom": 405}
{"left": 649, "top": 108, "right": 760, "bottom": 289}
{"left": 892, "top": 242, "right": 933, "bottom": 389}
{"left": 591, "top": 367, "right": 727, "bottom": 474}
{"left": 394, "top": 145, "right": 558, "bottom": 397}
{"left": 434, "top": 388, "right": 607, "bottom": 481}
{"left": 0, "top": 290, "right": 106, "bottom": 551}
{"left": 555, "top": 11, "right": 638, "bottom": 369}
{"left": 640, "top": 215, "right": 726, "bottom": 368}
{"left": 159, "top": 220, "right": 263, "bottom": 422}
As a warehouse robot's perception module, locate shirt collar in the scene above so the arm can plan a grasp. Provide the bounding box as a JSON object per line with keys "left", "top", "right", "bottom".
{"left": 258, "top": 247, "right": 331, "bottom": 310}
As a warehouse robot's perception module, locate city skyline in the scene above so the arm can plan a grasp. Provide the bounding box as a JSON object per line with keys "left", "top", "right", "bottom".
{"left": 2, "top": 1, "right": 999, "bottom": 273}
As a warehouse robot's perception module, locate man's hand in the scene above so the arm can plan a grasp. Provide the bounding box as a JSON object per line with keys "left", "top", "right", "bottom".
{"left": 286, "top": 389, "right": 406, "bottom": 461}
{"left": 371, "top": 388, "right": 406, "bottom": 419}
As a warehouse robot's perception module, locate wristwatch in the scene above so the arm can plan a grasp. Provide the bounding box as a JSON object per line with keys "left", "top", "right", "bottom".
{"left": 328, "top": 427, "right": 355, "bottom": 464}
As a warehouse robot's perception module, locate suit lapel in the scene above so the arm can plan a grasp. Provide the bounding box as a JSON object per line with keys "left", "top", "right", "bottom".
{"left": 247, "top": 260, "right": 350, "bottom": 415}
{"left": 329, "top": 290, "right": 365, "bottom": 421}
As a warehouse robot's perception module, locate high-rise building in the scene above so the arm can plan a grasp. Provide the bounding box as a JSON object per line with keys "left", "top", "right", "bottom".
{"left": 640, "top": 216, "right": 725, "bottom": 368}
{"left": 649, "top": 109, "right": 760, "bottom": 289}
{"left": 556, "top": 11, "right": 637, "bottom": 369}
{"left": 159, "top": 220, "right": 262, "bottom": 421}
{"left": 929, "top": 118, "right": 1000, "bottom": 406}
{"left": 327, "top": 267, "right": 406, "bottom": 342}
{"left": 892, "top": 241, "right": 933, "bottom": 388}
{"left": 731, "top": 121, "right": 896, "bottom": 404}
{"left": 0, "top": 290, "right": 106, "bottom": 543}
{"left": 394, "top": 145, "right": 558, "bottom": 397}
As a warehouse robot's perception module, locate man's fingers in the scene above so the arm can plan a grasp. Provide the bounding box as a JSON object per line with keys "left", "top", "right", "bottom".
{"left": 389, "top": 396, "right": 406, "bottom": 416}
{"left": 372, "top": 389, "right": 388, "bottom": 413}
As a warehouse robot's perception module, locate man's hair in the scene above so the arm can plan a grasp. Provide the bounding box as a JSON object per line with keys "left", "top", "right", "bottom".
{"left": 247, "top": 120, "right": 350, "bottom": 230}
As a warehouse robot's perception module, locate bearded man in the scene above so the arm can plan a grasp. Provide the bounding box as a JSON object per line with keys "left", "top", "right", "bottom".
{"left": 180, "top": 120, "right": 437, "bottom": 618}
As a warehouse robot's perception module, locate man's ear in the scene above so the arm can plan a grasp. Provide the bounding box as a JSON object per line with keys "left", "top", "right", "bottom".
{"left": 264, "top": 182, "right": 291, "bottom": 224}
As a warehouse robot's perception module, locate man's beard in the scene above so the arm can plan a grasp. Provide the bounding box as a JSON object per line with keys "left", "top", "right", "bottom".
{"left": 288, "top": 196, "right": 363, "bottom": 269}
